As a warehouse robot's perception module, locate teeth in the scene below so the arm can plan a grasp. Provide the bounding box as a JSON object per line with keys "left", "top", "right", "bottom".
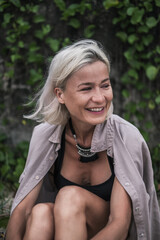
{"left": 89, "top": 107, "right": 103, "bottom": 112}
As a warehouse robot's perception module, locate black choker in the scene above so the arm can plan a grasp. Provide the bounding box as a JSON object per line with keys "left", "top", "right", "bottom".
{"left": 69, "top": 119, "right": 98, "bottom": 163}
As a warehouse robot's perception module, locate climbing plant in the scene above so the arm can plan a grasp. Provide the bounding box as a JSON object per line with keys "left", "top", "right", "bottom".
{"left": 105, "top": 0, "right": 160, "bottom": 186}
{"left": 110, "top": 0, "right": 160, "bottom": 134}
{"left": 0, "top": 0, "right": 159, "bottom": 194}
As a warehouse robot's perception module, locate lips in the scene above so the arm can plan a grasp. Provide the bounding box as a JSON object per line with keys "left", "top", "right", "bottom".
{"left": 87, "top": 107, "right": 104, "bottom": 112}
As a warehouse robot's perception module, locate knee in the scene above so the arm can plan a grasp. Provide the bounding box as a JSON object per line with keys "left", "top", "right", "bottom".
{"left": 30, "top": 203, "right": 54, "bottom": 220}
{"left": 54, "top": 186, "right": 85, "bottom": 218}
{"left": 24, "top": 203, "right": 55, "bottom": 239}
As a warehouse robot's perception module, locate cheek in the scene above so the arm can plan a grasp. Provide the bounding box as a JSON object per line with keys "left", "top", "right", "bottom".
{"left": 109, "top": 88, "right": 113, "bottom": 99}
{"left": 63, "top": 96, "right": 78, "bottom": 111}
{"left": 110, "top": 93, "right": 113, "bottom": 101}
{"left": 106, "top": 91, "right": 113, "bottom": 101}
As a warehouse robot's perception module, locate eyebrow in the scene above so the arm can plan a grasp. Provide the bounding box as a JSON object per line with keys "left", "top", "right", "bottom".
{"left": 78, "top": 78, "right": 110, "bottom": 88}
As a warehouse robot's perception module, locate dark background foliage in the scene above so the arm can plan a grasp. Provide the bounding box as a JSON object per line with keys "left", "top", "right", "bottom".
{"left": 0, "top": 0, "right": 160, "bottom": 227}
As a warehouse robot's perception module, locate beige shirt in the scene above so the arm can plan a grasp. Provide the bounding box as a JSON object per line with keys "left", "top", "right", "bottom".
{"left": 11, "top": 114, "right": 160, "bottom": 240}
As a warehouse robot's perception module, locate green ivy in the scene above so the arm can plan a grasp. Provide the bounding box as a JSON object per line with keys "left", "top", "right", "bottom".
{"left": 0, "top": 0, "right": 159, "bottom": 198}
{"left": 112, "top": 0, "right": 160, "bottom": 133}
{"left": 0, "top": 134, "right": 29, "bottom": 191}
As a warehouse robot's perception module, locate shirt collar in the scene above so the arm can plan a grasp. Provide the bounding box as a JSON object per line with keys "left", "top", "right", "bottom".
{"left": 91, "top": 118, "right": 113, "bottom": 154}
{"left": 48, "top": 124, "right": 65, "bottom": 144}
{"left": 48, "top": 116, "right": 113, "bottom": 155}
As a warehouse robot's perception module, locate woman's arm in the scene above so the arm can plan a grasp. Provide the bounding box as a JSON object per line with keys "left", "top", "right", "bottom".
{"left": 5, "top": 180, "right": 43, "bottom": 240}
{"left": 91, "top": 177, "right": 132, "bottom": 240}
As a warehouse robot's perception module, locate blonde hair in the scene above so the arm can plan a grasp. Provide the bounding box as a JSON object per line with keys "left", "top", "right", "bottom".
{"left": 25, "top": 39, "right": 113, "bottom": 125}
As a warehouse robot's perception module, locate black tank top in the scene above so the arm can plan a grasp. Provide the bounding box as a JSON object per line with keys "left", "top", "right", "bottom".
{"left": 54, "top": 128, "right": 115, "bottom": 201}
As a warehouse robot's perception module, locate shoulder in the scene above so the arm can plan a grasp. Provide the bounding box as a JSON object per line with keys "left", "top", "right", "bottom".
{"left": 29, "top": 122, "right": 64, "bottom": 149}
{"left": 110, "top": 114, "right": 138, "bottom": 129}
{"left": 109, "top": 114, "right": 143, "bottom": 142}
{"left": 33, "top": 122, "right": 57, "bottom": 135}
{"left": 32, "top": 122, "right": 62, "bottom": 139}
{"left": 109, "top": 115, "right": 151, "bottom": 165}
{"left": 24, "top": 122, "right": 64, "bottom": 167}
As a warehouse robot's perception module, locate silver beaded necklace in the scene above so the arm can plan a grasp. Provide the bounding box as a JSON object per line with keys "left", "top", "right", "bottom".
{"left": 69, "top": 119, "right": 98, "bottom": 163}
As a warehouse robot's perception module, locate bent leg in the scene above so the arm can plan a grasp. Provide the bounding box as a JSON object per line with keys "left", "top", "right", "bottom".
{"left": 23, "top": 203, "right": 55, "bottom": 240}
{"left": 54, "top": 186, "right": 110, "bottom": 240}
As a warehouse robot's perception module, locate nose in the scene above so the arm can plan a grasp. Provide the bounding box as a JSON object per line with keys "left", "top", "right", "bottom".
{"left": 91, "top": 88, "right": 105, "bottom": 103}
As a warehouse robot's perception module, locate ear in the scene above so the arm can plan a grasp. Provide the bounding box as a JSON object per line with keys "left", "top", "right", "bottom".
{"left": 54, "top": 88, "right": 65, "bottom": 104}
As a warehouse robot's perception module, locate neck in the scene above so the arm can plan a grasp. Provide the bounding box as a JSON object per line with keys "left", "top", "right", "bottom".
{"left": 69, "top": 118, "right": 95, "bottom": 147}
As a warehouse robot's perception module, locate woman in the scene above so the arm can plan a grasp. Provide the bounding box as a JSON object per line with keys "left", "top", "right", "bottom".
{"left": 6, "top": 39, "right": 160, "bottom": 240}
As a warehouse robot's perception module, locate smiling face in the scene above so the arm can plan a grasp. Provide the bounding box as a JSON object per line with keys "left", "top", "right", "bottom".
{"left": 55, "top": 61, "right": 113, "bottom": 129}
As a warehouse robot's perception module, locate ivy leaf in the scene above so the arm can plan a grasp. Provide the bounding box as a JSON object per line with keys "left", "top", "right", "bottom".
{"left": 42, "top": 24, "right": 51, "bottom": 35}
{"left": 20, "top": 6, "right": 26, "bottom": 12}
{"left": 68, "top": 18, "right": 81, "bottom": 29}
{"left": 26, "top": 4, "right": 39, "bottom": 13}
{"left": 62, "top": 4, "right": 79, "bottom": 20}
{"left": 144, "top": 2, "right": 153, "bottom": 11}
{"left": 155, "top": 0, "right": 160, "bottom": 7}
{"left": 34, "top": 30, "right": 43, "bottom": 39}
{"left": 27, "top": 53, "right": 43, "bottom": 63}
{"left": 156, "top": 46, "right": 160, "bottom": 54}
{"left": 84, "top": 25, "right": 95, "bottom": 38}
{"left": 10, "top": 0, "right": 21, "bottom": 7}
{"left": 18, "top": 41, "right": 24, "bottom": 48}
{"left": 148, "top": 100, "right": 155, "bottom": 110}
{"left": 142, "top": 34, "right": 153, "bottom": 46}
{"left": 127, "top": 7, "right": 135, "bottom": 16}
{"left": 131, "top": 8, "right": 144, "bottom": 24}
{"left": 128, "top": 69, "right": 138, "bottom": 80}
{"left": 112, "top": 17, "right": 120, "bottom": 25}
{"left": 116, "top": 31, "right": 127, "bottom": 42}
{"left": 103, "top": 0, "right": 119, "bottom": 10}
{"left": 155, "top": 95, "right": 160, "bottom": 104}
{"left": 146, "top": 65, "right": 158, "bottom": 80}
{"left": 13, "top": 158, "right": 25, "bottom": 178}
{"left": 3, "top": 13, "right": 13, "bottom": 26}
{"left": 62, "top": 37, "right": 71, "bottom": 47}
{"left": 54, "top": 0, "right": 66, "bottom": 11}
{"left": 137, "top": 25, "right": 149, "bottom": 33}
{"left": 122, "top": 89, "right": 130, "bottom": 98}
{"left": 124, "top": 48, "right": 135, "bottom": 60}
{"left": 146, "top": 17, "right": 157, "bottom": 28}
{"left": 6, "top": 33, "right": 16, "bottom": 43}
{"left": 28, "top": 68, "right": 43, "bottom": 85}
{"left": 128, "top": 34, "right": 138, "bottom": 44}
{"left": 135, "top": 43, "right": 144, "bottom": 52}
{"left": 121, "top": 73, "right": 131, "bottom": 84}
{"left": 46, "top": 38, "right": 60, "bottom": 52}
{"left": 33, "top": 15, "right": 45, "bottom": 23}
{"left": 29, "top": 43, "right": 40, "bottom": 52}
{"left": 11, "top": 54, "right": 21, "bottom": 62}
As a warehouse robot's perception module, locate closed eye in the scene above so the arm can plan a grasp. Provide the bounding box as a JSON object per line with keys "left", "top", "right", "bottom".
{"left": 101, "top": 84, "right": 110, "bottom": 88}
{"left": 79, "top": 87, "right": 92, "bottom": 91}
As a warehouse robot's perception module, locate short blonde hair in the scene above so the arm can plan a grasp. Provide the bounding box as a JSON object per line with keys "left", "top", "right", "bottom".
{"left": 25, "top": 39, "right": 113, "bottom": 125}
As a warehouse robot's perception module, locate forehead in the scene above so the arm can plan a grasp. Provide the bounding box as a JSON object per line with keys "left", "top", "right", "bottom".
{"left": 66, "top": 61, "right": 109, "bottom": 86}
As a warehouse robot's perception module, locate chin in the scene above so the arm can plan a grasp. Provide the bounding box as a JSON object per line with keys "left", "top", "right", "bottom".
{"left": 87, "top": 117, "right": 107, "bottom": 126}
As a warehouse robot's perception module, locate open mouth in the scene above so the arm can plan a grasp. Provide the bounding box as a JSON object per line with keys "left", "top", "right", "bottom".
{"left": 87, "top": 107, "right": 104, "bottom": 112}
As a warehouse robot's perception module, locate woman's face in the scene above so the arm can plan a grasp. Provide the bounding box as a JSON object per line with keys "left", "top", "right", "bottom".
{"left": 55, "top": 61, "right": 113, "bottom": 127}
